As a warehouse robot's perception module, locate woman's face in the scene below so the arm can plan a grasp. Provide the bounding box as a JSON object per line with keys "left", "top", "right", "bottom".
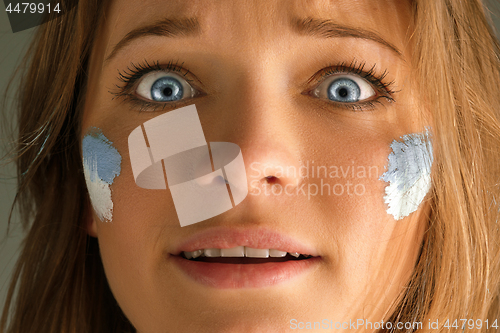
{"left": 82, "top": 0, "right": 430, "bottom": 331}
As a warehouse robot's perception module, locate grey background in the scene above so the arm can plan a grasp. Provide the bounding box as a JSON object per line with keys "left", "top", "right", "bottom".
{"left": 0, "top": 2, "right": 35, "bottom": 314}
{"left": 0, "top": 0, "right": 499, "bottom": 316}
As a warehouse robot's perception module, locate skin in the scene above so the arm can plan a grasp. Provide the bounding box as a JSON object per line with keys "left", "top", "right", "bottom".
{"left": 82, "top": 0, "right": 430, "bottom": 332}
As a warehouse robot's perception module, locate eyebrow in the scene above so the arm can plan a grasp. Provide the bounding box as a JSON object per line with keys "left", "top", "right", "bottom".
{"left": 105, "top": 16, "right": 404, "bottom": 64}
{"left": 291, "top": 17, "right": 404, "bottom": 59}
{"left": 105, "top": 17, "right": 201, "bottom": 63}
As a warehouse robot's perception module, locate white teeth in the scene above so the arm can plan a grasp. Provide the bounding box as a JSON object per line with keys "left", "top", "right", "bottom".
{"left": 245, "top": 247, "right": 269, "bottom": 258}
{"left": 183, "top": 250, "right": 203, "bottom": 259}
{"left": 269, "top": 249, "right": 287, "bottom": 257}
{"left": 182, "top": 247, "right": 311, "bottom": 259}
{"left": 204, "top": 248, "right": 221, "bottom": 257}
{"left": 220, "top": 246, "right": 245, "bottom": 257}
{"left": 192, "top": 250, "right": 203, "bottom": 258}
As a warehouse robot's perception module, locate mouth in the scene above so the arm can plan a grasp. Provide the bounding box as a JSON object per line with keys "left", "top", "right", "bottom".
{"left": 169, "top": 228, "right": 321, "bottom": 289}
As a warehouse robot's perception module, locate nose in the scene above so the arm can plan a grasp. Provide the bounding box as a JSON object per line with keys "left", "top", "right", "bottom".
{"left": 202, "top": 67, "right": 304, "bottom": 197}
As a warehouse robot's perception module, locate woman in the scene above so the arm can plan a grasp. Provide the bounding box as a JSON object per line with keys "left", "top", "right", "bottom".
{"left": 1, "top": 0, "right": 500, "bottom": 332}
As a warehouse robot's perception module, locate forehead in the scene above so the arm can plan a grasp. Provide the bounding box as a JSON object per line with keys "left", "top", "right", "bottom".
{"left": 100, "top": 0, "right": 412, "bottom": 60}
{"left": 107, "top": 0, "right": 410, "bottom": 25}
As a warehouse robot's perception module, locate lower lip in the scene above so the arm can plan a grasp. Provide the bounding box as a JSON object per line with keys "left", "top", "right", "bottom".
{"left": 170, "top": 255, "right": 321, "bottom": 288}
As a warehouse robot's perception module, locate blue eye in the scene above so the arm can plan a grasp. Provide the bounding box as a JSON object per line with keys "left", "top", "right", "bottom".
{"left": 151, "top": 76, "right": 183, "bottom": 102}
{"left": 327, "top": 78, "right": 360, "bottom": 102}
{"left": 136, "top": 72, "right": 197, "bottom": 102}
{"left": 312, "top": 75, "right": 375, "bottom": 104}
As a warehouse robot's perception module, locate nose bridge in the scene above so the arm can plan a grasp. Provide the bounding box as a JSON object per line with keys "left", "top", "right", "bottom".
{"left": 210, "top": 60, "right": 304, "bottom": 191}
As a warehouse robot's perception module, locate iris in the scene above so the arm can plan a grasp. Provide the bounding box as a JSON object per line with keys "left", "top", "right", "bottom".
{"left": 151, "top": 76, "right": 184, "bottom": 102}
{"left": 327, "top": 78, "right": 361, "bottom": 103}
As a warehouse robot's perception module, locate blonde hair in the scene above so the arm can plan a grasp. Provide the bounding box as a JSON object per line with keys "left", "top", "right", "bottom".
{"left": 1, "top": 0, "right": 499, "bottom": 332}
{"left": 384, "top": 0, "right": 500, "bottom": 331}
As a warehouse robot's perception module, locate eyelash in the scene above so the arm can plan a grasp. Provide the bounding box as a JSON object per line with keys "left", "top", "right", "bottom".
{"left": 112, "top": 58, "right": 397, "bottom": 112}
{"left": 309, "top": 59, "right": 397, "bottom": 111}
{"left": 111, "top": 59, "right": 195, "bottom": 112}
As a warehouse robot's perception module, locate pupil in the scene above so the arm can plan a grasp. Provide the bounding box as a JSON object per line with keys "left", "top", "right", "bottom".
{"left": 163, "top": 87, "right": 173, "bottom": 96}
{"left": 339, "top": 88, "right": 348, "bottom": 98}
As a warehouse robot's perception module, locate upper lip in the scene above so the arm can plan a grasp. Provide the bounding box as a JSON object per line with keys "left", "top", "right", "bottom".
{"left": 170, "top": 227, "right": 319, "bottom": 256}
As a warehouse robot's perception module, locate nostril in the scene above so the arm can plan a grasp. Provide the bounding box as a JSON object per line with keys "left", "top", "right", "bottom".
{"left": 264, "top": 176, "right": 278, "bottom": 184}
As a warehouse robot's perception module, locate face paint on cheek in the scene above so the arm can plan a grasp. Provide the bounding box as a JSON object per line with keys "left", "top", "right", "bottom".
{"left": 380, "top": 128, "right": 433, "bottom": 220}
{"left": 82, "top": 128, "right": 122, "bottom": 222}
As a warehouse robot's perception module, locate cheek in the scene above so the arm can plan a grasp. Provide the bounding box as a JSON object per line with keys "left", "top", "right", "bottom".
{"left": 302, "top": 127, "right": 433, "bottom": 250}
{"left": 303, "top": 131, "right": 390, "bottom": 223}
{"left": 82, "top": 128, "right": 122, "bottom": 222}
{"left": 310, "top": 128, "right": 434, "bottom": 226}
